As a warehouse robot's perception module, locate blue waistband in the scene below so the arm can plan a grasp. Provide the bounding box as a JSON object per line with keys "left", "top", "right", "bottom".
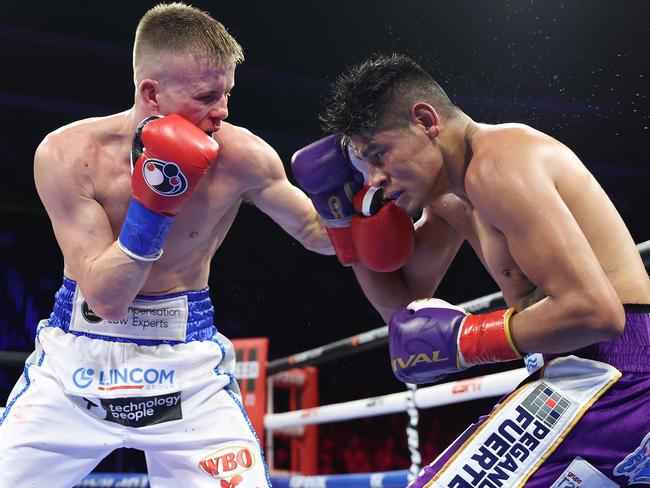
{"left": 47, "top": 277, "right": 217, "bottom": 345}
{"left": 545, "top": 305, "right": 650, "bottom": 373}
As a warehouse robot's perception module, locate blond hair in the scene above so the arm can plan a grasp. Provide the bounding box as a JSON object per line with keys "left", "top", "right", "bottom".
{"left": 133, "top": 2, "right": 244, "bottom": 79}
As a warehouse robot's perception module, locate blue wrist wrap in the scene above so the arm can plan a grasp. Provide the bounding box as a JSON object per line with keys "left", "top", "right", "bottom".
{"left": 118, "top": 198, "right": 174, "bottom": 261}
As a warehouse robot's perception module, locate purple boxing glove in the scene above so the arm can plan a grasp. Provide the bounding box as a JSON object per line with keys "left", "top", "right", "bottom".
{"left": 291, "top": 133, "right": 366, "bottom": 265}
{"left": 389, "top": 298, "right": 521, "bottom": 384}
{"left": 389, "top": 299, "right": 467, "bottom": 384}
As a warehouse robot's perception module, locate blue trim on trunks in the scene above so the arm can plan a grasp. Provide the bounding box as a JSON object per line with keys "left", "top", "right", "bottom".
{"left": 47, "top": 277, "right": 216, "bottom": 345}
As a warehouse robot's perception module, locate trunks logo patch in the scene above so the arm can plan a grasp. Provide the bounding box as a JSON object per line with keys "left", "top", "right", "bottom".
{"left": 81, "top": 301, "right": 103, "bottom": 323}
{"left": 83, "top": 392, "right": 182, "bottom": 427}
{"left": 521, "top": 382, "right": 571, "bottom": 428}
{"left": 72, "top": 366, "right": 175, "bottom": 392}
{"left": 442, "top": 381, "right": 574, "bottom": 488}
{"left": 524, "top": 353, "right": 544, "bottom": 374}
{"left": 199, "top": 445, "right": 255, "bottom": 484}
{"left": 142, "top": 158, "right": 188, "bottom": 196}
{"left": 614, "top": 431, "right": 650, "bottom": 484}
{"left": 70, "top": 288, "right": 189, "bottom": 342}
{"left": 550, "top": 456, "right": 620, "bottom": 487}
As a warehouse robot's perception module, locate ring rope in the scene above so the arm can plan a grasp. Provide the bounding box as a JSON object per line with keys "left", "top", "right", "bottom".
{"left": 1, "top": 241, "right": 647, "bottom": 371}
{"left": 264, "top": 368, "right": 529, "bottom": 429}
{"left": 266, "top": 240, "right": 649, "bottom": 375}
{"left": 71, "top": 470, "right": 411, "bottom": 488}
{"left": 1, "top": 240, "right": 648, "bottom": 484}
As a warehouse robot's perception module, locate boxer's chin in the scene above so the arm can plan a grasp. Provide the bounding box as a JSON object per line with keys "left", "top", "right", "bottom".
{"left": 395, "top": 192, "right": 415, "bottom": 214}
{"left": 396, "top": 194, "right": 422, "bottom": 218}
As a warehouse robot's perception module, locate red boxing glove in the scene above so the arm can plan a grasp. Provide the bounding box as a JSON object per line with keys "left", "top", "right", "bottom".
{"left": 325, "top": 227, "right": 358, "bottom": 266}
{"left": 291, "top": 134, "right": 365, "bottom": 266}
{"left": 131, "top": 114, "right": 220, "bottom": 217}
{"left": 351, "top": 186, "right": 414, "bottom": 272}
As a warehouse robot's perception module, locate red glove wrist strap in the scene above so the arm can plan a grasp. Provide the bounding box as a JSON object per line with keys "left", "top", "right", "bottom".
{"left": 458, "top": 308, "right": 522, "bottom": 366}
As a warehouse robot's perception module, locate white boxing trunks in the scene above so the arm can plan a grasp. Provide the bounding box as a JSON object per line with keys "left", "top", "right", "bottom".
{"left": 0, "top": 278, "right": 270, "bottom": 488}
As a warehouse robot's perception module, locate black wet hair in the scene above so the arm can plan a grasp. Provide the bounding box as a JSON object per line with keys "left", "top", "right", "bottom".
{"left": 320, "top": 53, "right": 459, "bottom": 137}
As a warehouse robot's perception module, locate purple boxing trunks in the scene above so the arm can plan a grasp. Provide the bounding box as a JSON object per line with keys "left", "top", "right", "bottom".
{"left": 410, "top": 304, "right": 650, "bottom": 487}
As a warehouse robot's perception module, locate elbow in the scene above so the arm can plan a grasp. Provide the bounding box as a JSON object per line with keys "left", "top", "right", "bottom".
{"left": 98, "top": 308, "right": 128, "bottom": 322}
{"left": 580, "top": 295, "right": 625, "bottom": 341}
{"left": 83, "top": 295, "right": 129, "bottom": 321}
{"left": 77, "top": 272, "right": 135, "bottom": 321}
{"left": 302, "top": 240, "right": 333, "bottom": 256}
{"left": 301, "top": 236, "right": 335, "bottom": 256}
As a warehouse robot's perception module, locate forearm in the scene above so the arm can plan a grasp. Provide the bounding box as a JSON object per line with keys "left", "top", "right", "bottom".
{"left": 509, "top": 292, "right": 625, "bottom": 353}
{"left": 78, "top": 241, "right": 153, "bottom": 320}
{"left": 352, "top": 264, "right": 417, "bottom": 323}
{"left": 298, "top": 217, "right": 335, "bottom": 255}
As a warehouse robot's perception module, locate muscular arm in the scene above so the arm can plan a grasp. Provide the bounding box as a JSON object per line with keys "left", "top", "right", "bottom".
{"left": 242, "top": 139, "right": 333, "bottom": 254}
{"left": 34, "top": 135, "right": 151, "bottom": 319}
{"left": 467, "top": 142, "right": 625, "bottom": 353}
{"left": 353, "top": 207, "right": 464, "bottom": 322}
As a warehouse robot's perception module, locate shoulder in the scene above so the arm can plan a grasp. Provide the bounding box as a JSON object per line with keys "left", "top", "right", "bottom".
{"left": 34, "top": 114, "right": 121, "bottom": 197}
{"left": 465, "top": 123, "right": 572, "bottom": 191}
{"left": 471, "top": 123, "right": 551, "bottom": 160}
{"left": 214, "top": 122, "right": 284, "bottom": 180}
{"left": 35, "top": 115, "right": 117, "bottom": 171}
{"left": 463, "top": 125, "right": 560, "bottom": 222}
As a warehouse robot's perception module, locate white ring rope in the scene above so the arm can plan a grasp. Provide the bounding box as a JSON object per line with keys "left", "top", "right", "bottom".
{"left": 265, "top": 239, "right": 649, "bottom": 431}
{"left": 264, "top": 367, "right": 529, "bottom": 429}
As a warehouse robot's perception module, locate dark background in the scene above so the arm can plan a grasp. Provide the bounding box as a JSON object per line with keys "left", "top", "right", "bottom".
{"left": 1, "top": 0, "right": 648, "bottom": 475}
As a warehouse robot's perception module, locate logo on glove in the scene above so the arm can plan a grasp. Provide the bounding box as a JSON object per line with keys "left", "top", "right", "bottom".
{"left": 328, "top": 195, "right": 345, "bottom": 219}
{"left": 391, "top": 350, "right": 449, "bottom": 373}
{"left": 142, "top": 158, "right": 188, "bottom": 196}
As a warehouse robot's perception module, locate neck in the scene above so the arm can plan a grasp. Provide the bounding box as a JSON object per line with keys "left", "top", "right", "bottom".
{"left": 125, "top": 104, "right": 156, "bottom": 134}
{"left": 441, "top": 114, "right": 477, "bottom": 197}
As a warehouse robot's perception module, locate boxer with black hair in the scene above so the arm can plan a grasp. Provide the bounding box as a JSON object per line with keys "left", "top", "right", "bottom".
{"left": 313, "top": 53, "right": 650, "bottom": 487}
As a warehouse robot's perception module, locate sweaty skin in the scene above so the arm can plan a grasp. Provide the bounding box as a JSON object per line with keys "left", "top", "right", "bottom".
{"left": 34, "top": 54, "right": 332, "bottom": 320}
{"left": 350, "top": 107, "right": 650, "bottom": 355}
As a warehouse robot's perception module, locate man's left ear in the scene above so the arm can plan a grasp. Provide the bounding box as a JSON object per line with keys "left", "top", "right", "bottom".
{"left": 138, "top": 78, "right": 161, "bottom": 112}
{"left": 412, "top": 103, "right": 440, "bottom": 138}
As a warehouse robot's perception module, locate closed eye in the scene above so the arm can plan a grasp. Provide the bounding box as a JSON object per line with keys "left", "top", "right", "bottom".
{"left": 368, "top": 151, "right": 385, "bottom": 167}
{"left": 197, "top": 94, "right": 218, "bottom": 103}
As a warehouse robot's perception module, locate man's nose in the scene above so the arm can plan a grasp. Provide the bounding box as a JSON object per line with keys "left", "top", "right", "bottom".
{"left": 210, "top": 97, "right": 229, "bottom": 121}
{"left": 369, "top": 168, "right": 389, "bottom": 189}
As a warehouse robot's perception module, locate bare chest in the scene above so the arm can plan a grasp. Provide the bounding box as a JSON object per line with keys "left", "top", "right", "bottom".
{"left": 431, "top": 194, "right": 537, "bottom": 304}
{"left": 91, "top": 152, "right": 245, "bottom": 251}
